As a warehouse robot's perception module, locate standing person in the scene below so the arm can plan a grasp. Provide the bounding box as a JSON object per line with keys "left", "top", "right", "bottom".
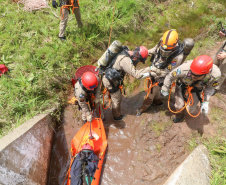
{"left": 52, "top": 0, "right": 83, "bottom": 41}
{"left": 161, "top": 55, "right": 221, "bottom": 123}
{"left": 212, "top": 30, "right": 226, "bottom": 91}
{"left": 102, "top": 46, "right": 150, "bottom": 120}
{"left": 74, "top": 71, "right": 104, "bottom": 124}
{"left": 136, "top": 29, "right": 194, "bottom": 116}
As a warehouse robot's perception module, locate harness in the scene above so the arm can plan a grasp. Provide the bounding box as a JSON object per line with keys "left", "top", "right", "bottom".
{"left": 60, "top": 0, "right": 80, "bottom": 20}
{"left": 152, "top": 40, "right": 184, "bottom": 69}
{"left": 104, "top": 49, "right": 130, "bottom": 93}
{"left": 78, "top": 78, "right": 95, "bottom": 110}
{"left": 177, "top": 81, "right": 204, "bottom": 103}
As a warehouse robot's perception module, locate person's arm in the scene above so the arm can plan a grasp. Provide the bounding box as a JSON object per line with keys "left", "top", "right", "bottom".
{"left": 121, "top": 58, "right": 150, "bottom": 79}
{"left": 161, "top": 67, "right": 184, "bottom": 92}
{"left": 219, "top": 31, "right": 226, "bottom": 37}
{"left": 148, "top": 44, "right": 158, "bottom": 56}
{"left": 74, "top": 83, "right": 92, "bottom": 120}
{"left": 217, "top": 52, "right": 226, "bottom": 60}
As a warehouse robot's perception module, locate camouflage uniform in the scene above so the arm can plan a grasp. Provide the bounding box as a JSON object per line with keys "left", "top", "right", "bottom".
{"left": 59, "top": 0, "right": 83, "bottom": 38}
{"left": 102, "top": 54, "right": 150, "bottom": 118}
{"left": 213, "top": 40, "right": 226, "bottom": 90}
{"left": 138, "top": 43, "right": 185, "bottom": 113}
{"left": 74, "top": 80, "right": 104, "bottom": 122}
{"left": 162, "top": 60, "right": 221, "bottom": 115}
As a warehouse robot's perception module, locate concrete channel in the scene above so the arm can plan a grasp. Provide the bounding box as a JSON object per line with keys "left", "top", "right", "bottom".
{"left": 0, "top": 109, "right": 211, "bottom": 185}
{"left": 0, "top": 109, "right": 55, "bottom": 185}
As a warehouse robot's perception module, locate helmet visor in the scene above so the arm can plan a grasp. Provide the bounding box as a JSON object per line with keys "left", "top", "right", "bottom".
{"left": 160, "top": 46, "right": 172, "bottom": 58}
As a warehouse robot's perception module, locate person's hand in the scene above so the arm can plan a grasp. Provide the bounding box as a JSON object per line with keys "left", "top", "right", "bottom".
{"left": 87, "top": 115, "right": 92, "bottom": 122}
{"left": 217, "top": 52, "right": 226, "bottom": 60}
{"left": 219, "top": 31, "right": 226, "bottom": 37}
{"left": 52, "top": 0, "right": 58, "bottom": 8}
{"left": 201, "top": 102, "right": 209, "bottom": 116}
{"left": 141, "top": 72, "right": 150, "bottom": 79}
{"left": 161, "top": 90, "right": 169, "bottom": 97}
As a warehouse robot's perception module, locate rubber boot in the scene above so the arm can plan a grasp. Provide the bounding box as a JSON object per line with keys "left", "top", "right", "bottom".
{"left": 152, "top": 99, "right": 163, "bottom": 106}
{"left": 59, "top": 36, "right": 66, "bottom": 41}
{"left": 136, "top": 97, "right": 153, "bottom": 117}
{"left": 172, "top": 114, "right": 184, "bottom": 123}
{"left": 114, "top": 115, "right": 125, "bottom": 121}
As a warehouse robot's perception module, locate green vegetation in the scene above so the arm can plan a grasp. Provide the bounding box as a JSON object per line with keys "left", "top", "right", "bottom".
{"left": 187, "top": 105, "right": 226, "bottom": 184}
{"left": 0, "top": 0, "right": 226, "bottom": 182}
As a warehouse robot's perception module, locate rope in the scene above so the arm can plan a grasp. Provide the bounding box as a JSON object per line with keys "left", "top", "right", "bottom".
{"left": 168, "top": 82, "right": 204, "bottom": 118}
{"left": 108, "top": 0, "right": 117, "bottom": 47}
{"left": 102, "top": 88, "right": 111, "bottom": 109}
{"left": 144, "top": 77, "right": 159, "bottom": 99}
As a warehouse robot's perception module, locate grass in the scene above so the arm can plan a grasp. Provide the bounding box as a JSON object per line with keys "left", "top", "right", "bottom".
{"left": 0, "top": 0, "right": 226, "bottom": 181}
{"left": 187, "top": 105, "right": 226, "bottom": 184}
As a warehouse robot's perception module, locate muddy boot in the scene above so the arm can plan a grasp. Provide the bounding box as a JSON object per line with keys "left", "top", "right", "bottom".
{"left": 59, "top": 36, "right": 66, "bottom": 41}
{"left": 136, "top": 109, "right": 142, "bottom": 117}
{"left": 114, "top": 115, "right": 125, "bottom": 121}
{"left": 139, "top": 97, "right": 153, "bottom": 114}
{"left": 152, "top": 99, "right": 163, "bottom": 106}
{"left": 172, "top": 115, "right": 184, "bottom": 123}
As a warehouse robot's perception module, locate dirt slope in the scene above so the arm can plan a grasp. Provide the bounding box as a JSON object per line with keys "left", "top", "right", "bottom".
{"left": 48, "top": 41, "right": 226, "bottom": 185}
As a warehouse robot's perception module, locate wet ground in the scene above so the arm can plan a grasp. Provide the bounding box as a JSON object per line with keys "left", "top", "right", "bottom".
{"left": 47, "top": 41, "right": 226, "bottom": 185}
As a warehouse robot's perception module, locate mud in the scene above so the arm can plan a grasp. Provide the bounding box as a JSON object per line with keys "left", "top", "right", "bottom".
{"left": 47, "top": 41, "right": 226, "bottom": 185}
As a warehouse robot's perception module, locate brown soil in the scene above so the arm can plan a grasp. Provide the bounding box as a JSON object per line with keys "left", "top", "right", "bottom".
{"left": 48, "top": 41, "right": 226, "bottom": 185}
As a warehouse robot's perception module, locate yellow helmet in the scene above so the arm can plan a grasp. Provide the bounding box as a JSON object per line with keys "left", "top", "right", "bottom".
{"left": 160, "top": 29, "right": 178, "bottom": 50}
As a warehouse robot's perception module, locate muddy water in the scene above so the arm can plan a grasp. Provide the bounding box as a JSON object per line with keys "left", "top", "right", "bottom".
{"left": 48, "top": 89, "right": 191, "bottom": 185}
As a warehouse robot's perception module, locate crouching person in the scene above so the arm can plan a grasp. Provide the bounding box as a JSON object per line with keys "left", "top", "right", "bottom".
{"left": 74, "top": 71, "right": 104, "bottom": 124}
{"left": 161, "top": 55, "right": 221, "bottom": 123}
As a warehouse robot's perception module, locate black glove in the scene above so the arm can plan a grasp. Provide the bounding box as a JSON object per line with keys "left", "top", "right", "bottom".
{"left": 52, "top": 0, "right": 58, "bottom": 8}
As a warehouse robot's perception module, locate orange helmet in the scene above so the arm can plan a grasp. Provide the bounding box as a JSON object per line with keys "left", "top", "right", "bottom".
{"left": 160, "top": 29, "right": 178, "bottom": 50}
{"left": 81, "top": 72, "right": 99, "bottom": 90}
{"left": 190, "top": 55, "right": 213, "bottom": 75}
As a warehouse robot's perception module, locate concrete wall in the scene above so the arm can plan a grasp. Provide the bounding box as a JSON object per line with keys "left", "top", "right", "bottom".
{"left": 164, "top": 145, "right": 211, "bottom": 185}
{"left": 0, "top": 111, "right": 55, "bottom": 185}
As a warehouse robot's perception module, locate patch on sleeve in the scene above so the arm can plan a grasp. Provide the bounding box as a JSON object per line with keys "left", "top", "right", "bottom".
{"left": 212, "top": 77, "right": 220, "bottom": 87}
{"left": 171, "top": 60, "right": 177, "bottom": 66}
{"left": 214, "top": 77, "right": 220, "bottom": 81}
{"left": 172, "top": 71, "right": 177, "bottom": 77}
{"left": 79, "top": 94, "right": 85, "bottom": 102}
{"left": 177, "top": 68, "right": 181, "bottom": 75}
{"left": 167, "top": 64, "right": 172, "bottom": 70}
{"left": 212, "top": 81, "right": 219, "bottom": 87}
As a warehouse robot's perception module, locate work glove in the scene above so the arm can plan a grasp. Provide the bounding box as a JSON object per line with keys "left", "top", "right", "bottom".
{"left": 201, "top": 102, "right": 209, "bottom": 116}
{"left": 141, "top": 72, "right": 150, "bottom": 79}
{"left": 52, "top": 0, "right": 58, "bottom": 8}
{"left": 161, "top": 90, "right": 169, "bottom": 97}
{"left": 87, "top": 115, "right": 92, "bottom": 122}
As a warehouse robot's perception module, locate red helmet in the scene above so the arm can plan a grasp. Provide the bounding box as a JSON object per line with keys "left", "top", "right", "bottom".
{"left": 190, "top": 55, "right": 213, "bottom": 75}
{"left": 139, "top": 46, "right": 148, "bottom": 60}
{"left": 81, "top": 72, "right": 98, "bottom": 90}
{"left": 133, "top": 46, "right": 148, "bottom": 64}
